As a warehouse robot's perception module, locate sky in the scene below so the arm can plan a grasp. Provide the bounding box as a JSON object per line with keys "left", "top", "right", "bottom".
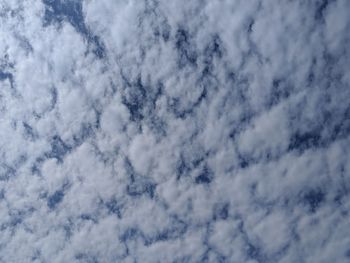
{"left": 0, "top": 0, "right": 350, "bottom": 262}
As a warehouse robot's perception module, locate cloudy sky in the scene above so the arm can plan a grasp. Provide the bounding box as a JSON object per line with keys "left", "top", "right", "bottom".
{"left": 0, "top": 0, "right": 350, "bottom": 262}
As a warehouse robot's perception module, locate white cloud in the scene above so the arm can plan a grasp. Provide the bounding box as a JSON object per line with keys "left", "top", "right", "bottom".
{"left": 0, "top": 0, "right": 349, "bottom": 262}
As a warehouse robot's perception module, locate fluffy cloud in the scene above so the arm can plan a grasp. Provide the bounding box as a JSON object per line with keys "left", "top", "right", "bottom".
{"left": 0, "top": 0, "right": 349, "bottom": 262}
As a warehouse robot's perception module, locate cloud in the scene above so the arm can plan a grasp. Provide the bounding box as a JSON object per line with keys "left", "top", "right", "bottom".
{"left": 0, "top": 0, "right": 349, "bottom": 262}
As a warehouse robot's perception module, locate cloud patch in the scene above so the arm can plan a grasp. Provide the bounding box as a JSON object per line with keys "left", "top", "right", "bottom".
{"left": 0, "top": 0, "right": 349, "bottom": 262}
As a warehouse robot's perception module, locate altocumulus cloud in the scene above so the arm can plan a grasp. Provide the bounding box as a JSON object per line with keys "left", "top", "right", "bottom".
{"left": 0, "top": 0, "right": 350, "bottom": 262}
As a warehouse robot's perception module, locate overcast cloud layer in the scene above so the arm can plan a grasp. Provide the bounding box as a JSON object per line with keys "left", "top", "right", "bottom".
{"left": 0, "top": 0, "right": 350, "bottom": 262}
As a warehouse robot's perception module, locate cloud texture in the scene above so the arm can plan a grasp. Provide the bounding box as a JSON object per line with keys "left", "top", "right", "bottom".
{"left": 0, "top": 0, "right": 350, "bottom": 262}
